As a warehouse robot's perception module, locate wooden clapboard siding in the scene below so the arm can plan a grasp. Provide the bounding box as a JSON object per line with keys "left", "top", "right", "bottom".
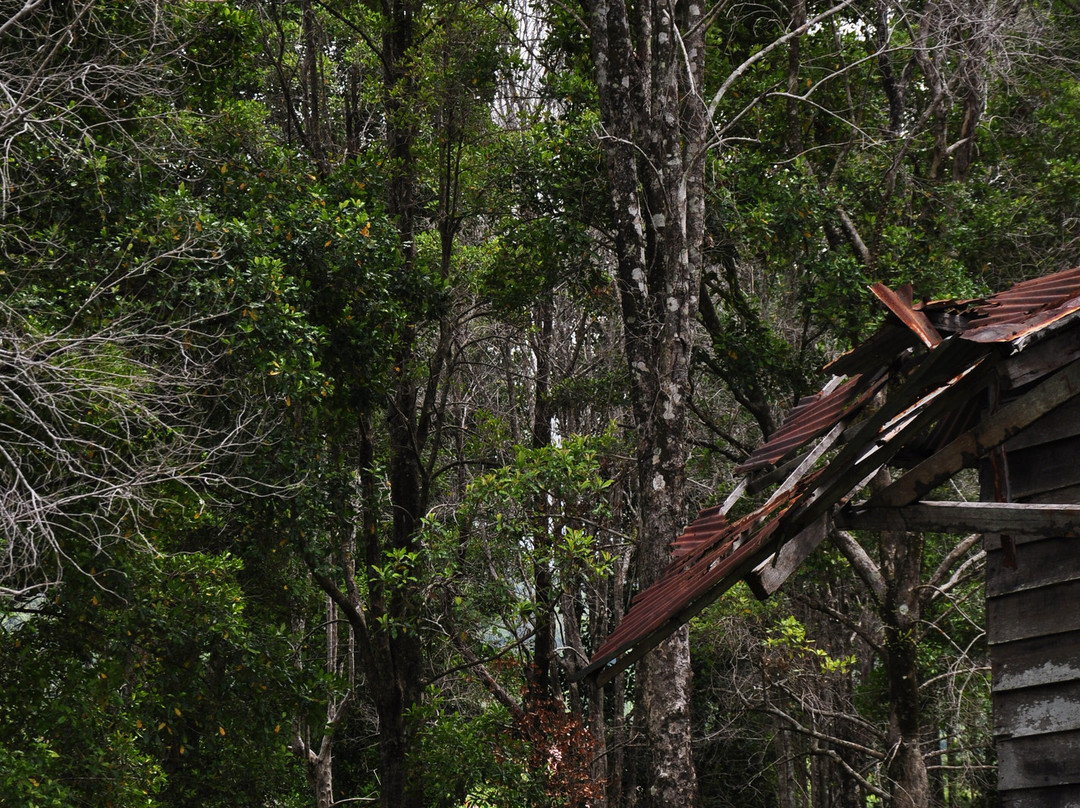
{"left": 991, "top": 630, "right": 1080, "bottom": 692}
{"left": 1000, "top": 783, "right": 1080, "bottom": 808}
{"left": 1003, "top": 395, "right": 1080, "bottom": 452}
{"left": 986, "top": 559, "right": 1080, "bottom": 796}
{"left": 997, "top": 730, "right": 1080, "bottom": 791}
{"left": 985, "top": 535, "right": 1080, "bottom": 598}
{"left": 1026, "top": 483, "right": 1080, "bottom": 506}
{"left": 986, "top": 576, "right": 1080, "bottom": 644}
{"left": 987, "top": 393, "right": 1080, "bottom": 801}
{"left": 993, "top": 679, "right": 1080, "bottom": 737}
{"left": 999, "top": 327, "right": 1080, "bottom": 391}
{"left": 1005, "top": 434, "right": 1080, "bottom": 501}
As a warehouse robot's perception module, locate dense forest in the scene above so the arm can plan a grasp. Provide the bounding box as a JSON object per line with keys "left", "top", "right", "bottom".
{"left": 2, "top": 0, "right": 1079, "bottom": 806}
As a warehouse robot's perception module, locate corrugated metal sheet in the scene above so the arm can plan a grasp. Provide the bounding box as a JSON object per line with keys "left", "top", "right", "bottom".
{"left": 580, "top": 267, "right": 1080, "bottom": 683}
{"left": 871, "top": 282, "right": 943, "bottom": 347}
{"left": 671, "top": 505, "right": 728, "bottom": 560}
{"left": 592, "top": 484, "right": 806, "bottom": 677}
{"left": 734, "top": 373, "right": 883, "bottom": 474}
{"left": 965, "top": 266, "right": 1080, "bottom": 344}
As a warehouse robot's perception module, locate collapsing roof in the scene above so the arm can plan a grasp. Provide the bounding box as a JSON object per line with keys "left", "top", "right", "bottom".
{"left": 579, "top": 266, "right": 1080, "bottom": 685}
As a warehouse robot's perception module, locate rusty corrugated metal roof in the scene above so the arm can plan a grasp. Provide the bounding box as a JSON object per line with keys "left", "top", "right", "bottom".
{"left": 734, "top": 373, "right": 885, "bottom": 474}
{"left": 591, "top": 483, "right": 807, "bottom": 680}
{"left": 578, "top": 267, "right": 1080, "bottom": 683}
{"left": 671, "top": 505, "right": 728, "bottom": 560}
{"left": 964, "top": 267, "right": 1080, "bottom": 344}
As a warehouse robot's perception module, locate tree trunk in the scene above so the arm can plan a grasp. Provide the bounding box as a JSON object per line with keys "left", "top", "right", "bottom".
{"left": 373, "top": 1, "right": 427, "bottom": 805}
{"left": 880, "top": 526, "right": 930, "bottom": 808}
{"left": 872, "top": 466, "right": 929, "bottom": 808}
{"left": 585, "top": 0, "right": 707, "bottom": 804}
{"left": 529, "top": 295, "right": 556, "bottom": 703}
{"left": 301, "top": 740, "right": 335, "bottom": 808}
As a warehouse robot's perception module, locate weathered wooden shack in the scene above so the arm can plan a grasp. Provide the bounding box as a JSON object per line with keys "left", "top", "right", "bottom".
{"left": 578, "top": 267, "right": 1080, "bottom": 805}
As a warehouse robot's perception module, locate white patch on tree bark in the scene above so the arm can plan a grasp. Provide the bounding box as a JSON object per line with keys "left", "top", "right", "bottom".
{"left": 664, "top": 382, "right": 682, "bottom": 407}
{"left": 652, "top": 473, "right": 666, "bottom": 491}
{"left": 663, "top": 399, "right": 677, "bottom": 421}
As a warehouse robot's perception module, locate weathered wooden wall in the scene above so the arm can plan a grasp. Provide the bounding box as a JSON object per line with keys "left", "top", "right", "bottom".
{"left": 985, "top": 395, "right": 1080, "bottom": 806}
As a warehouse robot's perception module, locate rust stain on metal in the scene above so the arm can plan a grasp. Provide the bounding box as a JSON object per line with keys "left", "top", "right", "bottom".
{"left": 871, "top": 282, "right": 943, "bottom": 348}
{"left": 593, "top": 497, "right": 792, "bottom": 667}
{"left": 964, "top": 266, "right": 1080, "bottom": 344}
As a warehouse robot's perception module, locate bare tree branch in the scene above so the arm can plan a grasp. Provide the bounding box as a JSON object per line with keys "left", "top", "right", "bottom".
{"left": 831, "top": 527, "right": 887, "bottom": 604}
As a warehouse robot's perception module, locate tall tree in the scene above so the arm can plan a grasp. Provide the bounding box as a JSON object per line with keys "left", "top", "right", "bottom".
{"left": 581, "top": 0, "right": 709, "bottom": 802}
{"left": 250, "top": 1, "right": 521, "bottom": 804}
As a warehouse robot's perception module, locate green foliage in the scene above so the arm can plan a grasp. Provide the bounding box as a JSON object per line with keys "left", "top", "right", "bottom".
{"left": 0, "top": 550, "right": 308, "bottom": 807}
{"left": 689, "top": 588, "right": 785, "bottom": 808}
{"left": 765, "top": 615, "right": 855, "bottom": 675}
{"left": 413, "top": 694, "right": 546, "bottom": 808}
{"left": 477, "top": 111, "right": 608, "bottom": 316}
{"left": 7, "top": 0, "right": 1079, "bottom": 803}
{"left": 413, "top": 684, "right": 604, "bottom": 808}
{"left": 456, "top": 431, "right": 616, "bottom": 585}
{"left": 957, "top": 74, "right": 1080, "bottom": 287}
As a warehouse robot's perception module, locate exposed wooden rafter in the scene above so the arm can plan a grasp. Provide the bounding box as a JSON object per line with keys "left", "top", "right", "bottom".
{"left": 869, "top": 358, "right": 1080, "bottom": 508}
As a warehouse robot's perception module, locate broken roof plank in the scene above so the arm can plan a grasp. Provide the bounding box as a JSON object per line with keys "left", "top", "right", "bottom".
{"left": 772, "top": 338, "right": 988, "bottom": 525}
{"left": 838, "top": 500, "right": 1080, "bottom": 536}
{"left": 825, "top": 321, "right": 921, "bottom": 379}
{"left": 832, "top": 336, "right": 990, "bottom": 466}
{"left": 793, "top": 348, "right": 998, "bottom": 531}
{"left": 868, "top": 358, "right": 1080, "bottom": 509}
{"left": 744, "top": 516, "right": 829, "bottom": 599}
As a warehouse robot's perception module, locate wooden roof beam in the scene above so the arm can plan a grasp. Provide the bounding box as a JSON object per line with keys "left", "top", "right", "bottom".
{"left": 744, "top": 516, "right": 829, "bottom": 599}
{"left": 869, "top": 357, "right": 1080, "bottom": 509}
{"left": 838, "top": 500, "right": 1080, "bottom": 536}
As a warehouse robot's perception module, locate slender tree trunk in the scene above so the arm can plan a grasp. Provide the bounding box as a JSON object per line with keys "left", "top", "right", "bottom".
{"left": 302, "top": 737, "right": 335, "bottom": 808}
{"left": 373, "top": 1, "right": 427, "bottom": 805}
{"left": 880, "top": 526, "right": 930, "bottom": 808}
{"left": 290, "top": 593, "right": 353, "bottom": 808}
{"left": 529, "top": 296, "right": 556, "bottom": 702}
